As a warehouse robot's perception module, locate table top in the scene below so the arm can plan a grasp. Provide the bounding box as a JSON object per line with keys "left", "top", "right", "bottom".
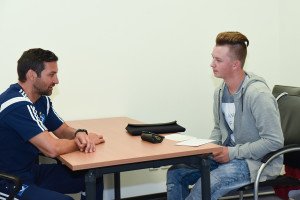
{"left": 58, "top": 117, "right": 221, "bottom": 171}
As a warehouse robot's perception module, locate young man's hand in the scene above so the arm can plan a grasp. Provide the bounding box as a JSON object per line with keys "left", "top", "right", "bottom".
{"left": 212, "top": 146, "right": 230, "bottom": 163}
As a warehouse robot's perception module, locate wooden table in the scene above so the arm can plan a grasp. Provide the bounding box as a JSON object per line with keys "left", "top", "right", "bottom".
{"left": 58, "top": 117, "right": 222, "bottom": 200}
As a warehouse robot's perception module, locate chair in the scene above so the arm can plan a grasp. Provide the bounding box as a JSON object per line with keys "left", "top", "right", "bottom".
{"left": 0, "top": 154, "right": 62, "bottom": 200}
{"left": 235, "top": 85, "right": 300, "bottom": 200}
{"left": 0, "top": 172, "right": 22, "bottom": 200}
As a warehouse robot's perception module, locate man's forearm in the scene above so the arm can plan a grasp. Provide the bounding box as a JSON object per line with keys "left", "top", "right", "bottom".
{"left": 54, "top": 123, "right": 77, "bottom": 139}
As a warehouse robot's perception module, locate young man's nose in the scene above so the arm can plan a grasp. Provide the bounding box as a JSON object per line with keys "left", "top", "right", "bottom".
{"left": 210, "top": 60, "right": 215, "bottom": 68}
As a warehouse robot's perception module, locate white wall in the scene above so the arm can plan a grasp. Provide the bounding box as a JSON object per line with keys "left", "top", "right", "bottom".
{"left": 278, "top": 0, "right": 300, "bottom": 87}
{"left": 1, "top": 0, "right": 299, "bottom": 198}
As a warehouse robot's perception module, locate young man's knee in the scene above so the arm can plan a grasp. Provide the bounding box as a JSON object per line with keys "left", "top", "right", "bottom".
{"left": 167, "top": 168, "right": 179, "bottom": 184}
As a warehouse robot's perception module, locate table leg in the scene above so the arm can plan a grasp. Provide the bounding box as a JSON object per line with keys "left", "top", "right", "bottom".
{"left": 114, "top": 172, "right": 121, "bottom": 200}
{"left": 201, "top": 157, "right": 211, "bottom": 200}
{"left": 85, "top": 170, "right": 97, "bottom": 200}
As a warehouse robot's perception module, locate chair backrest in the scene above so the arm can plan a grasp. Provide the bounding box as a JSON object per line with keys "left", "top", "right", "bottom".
{"left": 273, "top": 85, "right": 300, "bottom": 98}
{"left": 272, "top": 85, "right": 300, "bottom": 168}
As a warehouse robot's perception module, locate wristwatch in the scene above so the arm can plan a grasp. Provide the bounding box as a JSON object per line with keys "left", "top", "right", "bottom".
{"left": 74, "top": 129, "right": 88, "bottom": 136}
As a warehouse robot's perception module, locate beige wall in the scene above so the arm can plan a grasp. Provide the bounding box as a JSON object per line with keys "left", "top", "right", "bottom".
{"left": 1, "top": 0, "right": 299, "bottom": 198}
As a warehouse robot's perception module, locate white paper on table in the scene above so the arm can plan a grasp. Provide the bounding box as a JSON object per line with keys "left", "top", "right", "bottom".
{"left": 175, "top": 138, "right": 215, "bottom": 147}
{"left": 165, "top": 133, "right": 196, "bottom": 142}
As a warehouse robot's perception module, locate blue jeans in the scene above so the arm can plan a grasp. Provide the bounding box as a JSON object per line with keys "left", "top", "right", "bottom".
{"left": 166, "top": 159, "right": 251, "bottom": 200}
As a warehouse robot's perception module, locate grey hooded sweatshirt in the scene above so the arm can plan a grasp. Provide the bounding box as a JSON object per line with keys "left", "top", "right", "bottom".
{"left": 210, "top": 72, "right": 284, "bottom": 182}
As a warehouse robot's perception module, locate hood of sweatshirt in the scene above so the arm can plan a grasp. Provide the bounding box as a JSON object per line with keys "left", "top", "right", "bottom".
{"left": 216, "top": 71, "right": 269, "bottom": 120}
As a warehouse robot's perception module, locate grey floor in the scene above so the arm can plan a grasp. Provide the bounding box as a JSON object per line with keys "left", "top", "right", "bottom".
{"left": 144, "top": 195, "right": 282, "bottom": 200}
{"left": 149, "top": 195, "right": 282, "bottom": 200}
{"left": 220, "top": 194, "right": 282, "bottom": 200}
{"left": 69, "top": 187, "right": 284, "bottom": 200}
{"left": 69, "top": 193, "right": 283, "bottom": 200}
{"left": 219, "top": 187, "right": 283, "bottom": 200}
{"left": 68, "top": 195, "right": 281, "bottom": 200}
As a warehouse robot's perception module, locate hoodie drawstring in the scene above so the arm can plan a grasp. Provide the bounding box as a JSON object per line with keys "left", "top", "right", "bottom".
{"left": 218, "top": 88, "right": 221, "bottom": 122}
{"left": 241, "top": 88, "right": 244, "bottom": 112}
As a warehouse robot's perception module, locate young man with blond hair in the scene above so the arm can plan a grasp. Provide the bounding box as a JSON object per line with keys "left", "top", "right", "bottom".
{"left": 166, "top": 32, "right": 284, "bottom": 200}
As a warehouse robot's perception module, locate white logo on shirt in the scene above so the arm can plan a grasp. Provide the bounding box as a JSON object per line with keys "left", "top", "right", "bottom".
{"left": 222, "top": 103, "right": 235, "bottom": 131}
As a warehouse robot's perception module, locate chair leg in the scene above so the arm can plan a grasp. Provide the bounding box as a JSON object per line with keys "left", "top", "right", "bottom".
{"left": 238, "top": 190, "right": 244, "bottom": 200}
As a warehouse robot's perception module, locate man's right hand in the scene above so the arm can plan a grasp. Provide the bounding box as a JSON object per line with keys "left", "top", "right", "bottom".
{"left": 74, "top": 132, "right": 105, "bottom": 153}
{"left": 212, "top": 146, "right": 230, "bottom": 163}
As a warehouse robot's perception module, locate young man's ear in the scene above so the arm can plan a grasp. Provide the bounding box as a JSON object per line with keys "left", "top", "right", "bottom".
{"left": 27, "top": 69, "right": 38, "bottom": 81}
{"left": 232, "top": 60, "right": 242, "bottom": 70}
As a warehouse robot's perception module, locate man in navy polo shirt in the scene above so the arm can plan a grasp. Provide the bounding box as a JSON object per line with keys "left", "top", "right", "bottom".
{"left": 0, "top": 48, "right": 105, "bottom": 200}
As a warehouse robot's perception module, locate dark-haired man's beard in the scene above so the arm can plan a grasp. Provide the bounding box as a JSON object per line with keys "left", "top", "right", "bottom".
{"left": 34, "top": 83, "right": 55, "bottom": 96}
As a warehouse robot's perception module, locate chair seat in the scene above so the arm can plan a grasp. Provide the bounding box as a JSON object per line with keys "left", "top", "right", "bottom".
{"left": 240, "top": 175, "right": 300, "bottom": 191}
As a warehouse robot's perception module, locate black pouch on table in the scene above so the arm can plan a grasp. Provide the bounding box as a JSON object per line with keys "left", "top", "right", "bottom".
{"left": 125, "top": 121, "right": 186, "bottom": 136}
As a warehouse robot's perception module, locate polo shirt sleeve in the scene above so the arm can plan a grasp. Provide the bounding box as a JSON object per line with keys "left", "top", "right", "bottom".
{"left": 44, "top": 99, "right": 64, "bottom": 132}
{"left": 4, "top": 104, "right": 47, "bottom": 141}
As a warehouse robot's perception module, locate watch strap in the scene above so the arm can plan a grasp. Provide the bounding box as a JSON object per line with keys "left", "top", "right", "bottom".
{"left": 74, "top": 129, "right": 88, "bottom": 137}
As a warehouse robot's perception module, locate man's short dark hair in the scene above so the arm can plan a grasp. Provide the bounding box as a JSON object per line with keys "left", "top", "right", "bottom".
{"left": 17, "top": 48, "right": 58, "bottom": 82}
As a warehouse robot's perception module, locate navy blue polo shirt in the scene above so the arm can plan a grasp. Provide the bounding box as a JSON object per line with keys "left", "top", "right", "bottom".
{"left": 0, "top": 83, "right": 63, "bottom": 177}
